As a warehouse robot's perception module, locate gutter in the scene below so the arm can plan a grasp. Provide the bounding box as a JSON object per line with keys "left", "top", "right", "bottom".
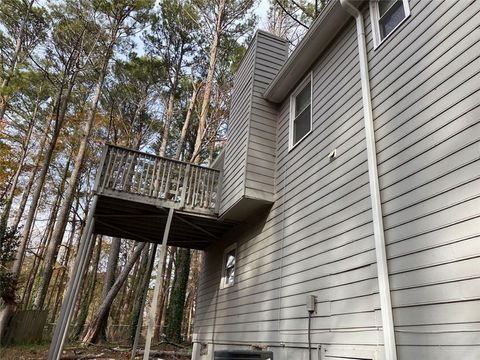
{"left": 339, "top": 1, "right": 398, "bottom": 360}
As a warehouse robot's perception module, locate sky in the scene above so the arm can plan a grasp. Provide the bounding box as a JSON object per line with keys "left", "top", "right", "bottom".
{"left": 256, "top": 0, "right": 271, "bottom": 28}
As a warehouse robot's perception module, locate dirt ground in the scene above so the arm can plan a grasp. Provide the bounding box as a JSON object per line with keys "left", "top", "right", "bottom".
{"left": 0, "top": 343, "right": 192, "bottom": 360}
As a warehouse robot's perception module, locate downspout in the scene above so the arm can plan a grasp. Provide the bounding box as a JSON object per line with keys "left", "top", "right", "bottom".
{"left": 339, "top": 1, "right": 398, "bottom": 360}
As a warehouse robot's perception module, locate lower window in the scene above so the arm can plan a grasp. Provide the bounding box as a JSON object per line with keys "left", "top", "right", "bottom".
{"left": 221, "top": 243, "right": 236, "bottom": 288}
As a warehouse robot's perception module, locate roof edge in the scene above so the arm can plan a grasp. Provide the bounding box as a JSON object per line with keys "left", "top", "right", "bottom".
{"left": 264, "top": 0, "right": 366, "bottom": 103}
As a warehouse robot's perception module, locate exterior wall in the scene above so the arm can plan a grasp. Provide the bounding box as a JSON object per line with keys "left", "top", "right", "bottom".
{"left": 194, "top": 20, "right": 382, "bottom": 359}
{"left": 194, "top": 1, "right": 480, "bottom": 360}
{"left": 364, "top": 0, "right": 480, "bottom": 358}
{"left": 220, "top": 31, "right": 288, "bottom": 217}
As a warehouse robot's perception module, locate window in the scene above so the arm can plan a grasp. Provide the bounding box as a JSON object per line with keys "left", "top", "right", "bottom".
{"left": 371, "top": 0, "right": 410, "bottom": 48}
{"left": 289, "top": 73, "right": 312, "bottom": 149}
{"left": 221, "top": 243, "right": 236, "bottom": 288}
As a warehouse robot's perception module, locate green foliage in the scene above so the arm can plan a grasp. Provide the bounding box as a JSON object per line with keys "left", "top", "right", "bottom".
{"left": 165, "top": 248, "right": 191, "bottom": 343}
{"left": 0, "top": 200, "right": 20, "bottom": 305}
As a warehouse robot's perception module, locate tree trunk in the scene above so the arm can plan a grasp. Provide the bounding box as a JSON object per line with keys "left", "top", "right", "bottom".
{"left": 10, "top": 108, "right": 54, "bottom": 234}
{"left": 33, "top": 44, "right": 112, "bottom": 310}
{"left": 49, "top": 199, "right": 79, "bottom": 322}
{"left": 20, "top": 161, "right": 68, "bottom": 309}
{"left": 129, "top": 243, "right": 156, "bottom": 345}
{"left": 159, "top": 91, "right": 175, "bottom": 157}
{"left": 12, "top": 71, "right": 77, "bottom": 280}
{"left": 116, "top": 245, "right": 141, "bottom": 326}
{"left": 0, "top": 78, "right": 76, "bottom": 336}
{"left": 155, "top": 247, "right": 174, "bottom": 340}
{"left": 191, "top": 0, "right": 225, "bottom": 164}
{"left": 183, "top": 250, "right": 202, "bottom": 341}
{"left": 96, "top": 236, "right": 121, "bottom": 342}
{"left": 0, "top": 0, "right": 35, "bottom": 120}
{"left": 73, "top": 236, "right": 103, "bottom": 340}
{"left": 122, "top": 245, "right": 148, "bottom": 325}
{"left": 0, "top": 96, "right": 38, "bottom": 237}
{"left": 165, "top": 248, "right": 191, "bottom": 343}
{"left": 175, "top": 82, "right": 200, "bottom": 160}
{"left": 81, "top": 242, "right": 147, "bottom": 344}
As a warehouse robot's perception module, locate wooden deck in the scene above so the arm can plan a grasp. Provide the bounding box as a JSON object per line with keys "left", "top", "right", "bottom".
{"left": 92, "top": 145, "right": 235, "bottom": 249}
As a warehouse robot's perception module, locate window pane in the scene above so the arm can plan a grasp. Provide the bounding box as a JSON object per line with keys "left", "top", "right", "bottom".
{"left": 293, "top": 105, "right": 311, "bottom": 143}
{"left": 379, "top": 0, "right": 405, "bottom": 39}
{"left": 226, "top": 266, "right": 235, "bottom": 285}
{"left": 226, "top": 252, "right": 235, "bottom": 268}
{"left": 295, "top": 82, "right": 311, "bottom": 116}
{"left": 224, "top": 249, "right": 235, "bottom": 285}
{"left": 378, "top": 0, "right": 400, "bottom": 17}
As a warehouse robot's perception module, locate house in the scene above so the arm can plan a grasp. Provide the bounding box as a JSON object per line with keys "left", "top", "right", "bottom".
{"left": 191, "top": 0, "right": 480, "bottom": 359}
{"left": 47, "top": 0, "right": 479, "bottom": 359}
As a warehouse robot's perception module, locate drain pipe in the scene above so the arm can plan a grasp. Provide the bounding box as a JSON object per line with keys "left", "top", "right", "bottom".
{"left": 339, "top": 1, "right": 397, "bottom": 360}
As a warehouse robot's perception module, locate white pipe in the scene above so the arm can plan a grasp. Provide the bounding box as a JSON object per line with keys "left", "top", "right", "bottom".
{"left": 339, "top": 1, "right": 397, "bottom": 360}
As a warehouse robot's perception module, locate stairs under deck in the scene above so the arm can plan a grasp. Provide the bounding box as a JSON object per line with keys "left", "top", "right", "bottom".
{"left": 92, "top": 144, "right": 235, "bottom": 249}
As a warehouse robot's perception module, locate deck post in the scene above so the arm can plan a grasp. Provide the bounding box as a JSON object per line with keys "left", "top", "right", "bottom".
{"left": 47, "top": 195, "right": 98, "bottom": 360}
{"left": 143, "top": 207, "right": 174, "bottom": 360}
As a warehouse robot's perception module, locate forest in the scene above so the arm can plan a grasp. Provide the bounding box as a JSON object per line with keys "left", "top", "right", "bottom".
{"left": 0, "top": 0, "right": 318, "bottom": 357}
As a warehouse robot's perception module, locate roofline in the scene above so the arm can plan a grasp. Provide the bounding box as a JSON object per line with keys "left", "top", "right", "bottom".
{"left": 263, "top": 0, "right": 367, "bottom": 103}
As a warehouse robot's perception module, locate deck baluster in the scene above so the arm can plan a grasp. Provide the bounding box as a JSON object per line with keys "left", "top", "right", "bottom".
{"left": 149, "top": 158, "right": 158, "bottom": 196}
{"left": 112, "top": 149, "right": 126, "bottom": 190}
{"left": 101, "top": 147, "right": 114, "bottom": 191}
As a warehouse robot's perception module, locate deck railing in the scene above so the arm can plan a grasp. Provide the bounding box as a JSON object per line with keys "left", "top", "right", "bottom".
{"left": 96, "top": 144, "right": 221, "bottom": 214}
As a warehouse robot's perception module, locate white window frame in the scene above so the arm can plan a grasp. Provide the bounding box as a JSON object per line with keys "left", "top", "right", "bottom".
{"left": 370, "top": 0, "right": 410, "bottom": 49}
{"left": 289, "top": 72, "right": 313, "bottom": 151}
{"left": 220, "top": 243, "right": 237, "bottom": 289}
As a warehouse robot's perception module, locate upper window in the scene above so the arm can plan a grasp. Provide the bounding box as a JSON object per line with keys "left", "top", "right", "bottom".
{"left": 221, "top": 243, "right": 236, "bottom": 288}
{"left": 289, "top": 73, "right": 312, "bottom": 150}
{"left": 371, "top": 0, "right": 410, "bottom": 48}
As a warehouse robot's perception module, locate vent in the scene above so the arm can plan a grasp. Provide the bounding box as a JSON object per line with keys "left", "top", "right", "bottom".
{"left": 214, "top": 350, "right": 273, "bottom": 360}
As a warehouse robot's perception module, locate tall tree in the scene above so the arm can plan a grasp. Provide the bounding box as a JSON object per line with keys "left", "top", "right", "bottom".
{"left": 190, "top": 0, "right": 256, "bottom": 164}
{"left": 0, "top": 0, "right": 46, "bottom": 121}
{"left": 33, "top": 0, "right": 154, "bottom": 310}
{"left": 0, "top": 3, "right": 92, "bottom": 334}
{"left": 265, "top": 0, "right": 316, "bottom": 47}
{"left": 164, "top": 248, "right": 191, "bottom": 343}
{"left": 145, "top": 0, "right": 198, "bottom": 157}
{"left": 81, "top": 242, "right": 147, "bottom": 344}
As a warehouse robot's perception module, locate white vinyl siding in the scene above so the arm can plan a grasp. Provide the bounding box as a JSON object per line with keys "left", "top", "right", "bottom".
{"left": 194, "top": 1, "right": 480, "bottom": 359}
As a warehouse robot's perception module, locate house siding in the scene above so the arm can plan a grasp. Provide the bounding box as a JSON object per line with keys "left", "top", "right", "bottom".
{"left": 193, "top": 1, "right": 480, "bottom": 359}
{"left": 220, "top": 32, "right": 288, "bottom": 216}
{"left": 365, "top": 0, "right": 480, "bottom": 358}
{"left": 194, "top": 19, "right": 382, "bottom": 358}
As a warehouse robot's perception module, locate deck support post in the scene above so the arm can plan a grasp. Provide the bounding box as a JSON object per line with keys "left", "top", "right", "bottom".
{"left": 143, "top": 207, "right": 174, "bottom": 360}
{"left": 47, "top": 195, "right": 98, "bottom": 360}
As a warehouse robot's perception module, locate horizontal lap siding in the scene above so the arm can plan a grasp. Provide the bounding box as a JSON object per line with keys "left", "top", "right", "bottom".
{"left": 245, "top": 34, "right": 288, "bottom": 200}
{"left": 219, "top": 42, "right": 256, "bottom": 214}
{"left": 194, "top": 22, "right": 379, "bottom": 352}
{"left": 220, "top": 33, "right": 287, "bottom": 215}
{"left": 366, "top": 0, "right": 480, "bottom": 358}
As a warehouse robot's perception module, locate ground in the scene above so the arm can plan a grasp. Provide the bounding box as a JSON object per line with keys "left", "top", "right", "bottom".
{"left": 0, "top": 343, "right": 192, "bottom": 360}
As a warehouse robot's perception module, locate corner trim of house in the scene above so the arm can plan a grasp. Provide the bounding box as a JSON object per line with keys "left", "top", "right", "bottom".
{"left": 339, "top": 1, "right": 398, "bottom": 360}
